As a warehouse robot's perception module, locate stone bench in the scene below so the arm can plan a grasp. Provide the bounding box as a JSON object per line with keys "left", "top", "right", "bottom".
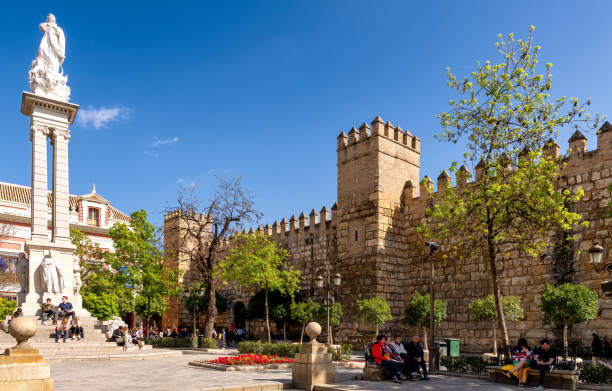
{"left": 487, "top": 365, "right": 579, "bottom": 390}
{"left": 362, "top": 363, "right": 390, "bottom": 381}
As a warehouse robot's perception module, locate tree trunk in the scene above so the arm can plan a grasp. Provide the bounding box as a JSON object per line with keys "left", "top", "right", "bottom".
{"left": 493, "top": 323, "right": 498, "bottom": 355}
{"left": 300, "top": 323, "right": 305, "bottom": 344}
{"left": 423, "top": 327, "right": 428, "bottom": 352}
{"left": 330, "top": 327, "right": 334, "bottom": 346}
{"left": 375, "top": 324, "right": 379, "bottom": 340}
{"left": 265, "top": 288, "right": 271, "bottom": 343}
{"left": 487, "top": 213, "right": 509, "bottom": 347}
{"left": 203, "top": 279, "right": 217, "bottom": 338}
{"left": 563, "top": 323, "right": 568, "bottom": 357}
{"left": 429, "top": 251, "right": 436, "bottom": 369}
{"left": 283, "top": 322, "right": 286, "bottom": 341}
{"left": 146, "top": 296, "right": 151, "bottom": 341}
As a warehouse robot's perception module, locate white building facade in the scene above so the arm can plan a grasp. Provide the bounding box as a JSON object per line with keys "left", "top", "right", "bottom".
{"left": 0, "top": 181, "right": 129, "bottom": 298}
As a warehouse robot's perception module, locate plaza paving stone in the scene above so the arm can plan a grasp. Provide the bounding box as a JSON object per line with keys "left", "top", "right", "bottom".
{"left": 49, "top": 351, "right": 562, "bottom": 391}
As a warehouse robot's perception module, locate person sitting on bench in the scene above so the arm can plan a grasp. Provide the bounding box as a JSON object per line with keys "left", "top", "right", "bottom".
{"left": 56, "top": 296, "right": 75, "bottom": 321}
{"left": 372, "top": 335, "right": 405, "bottom": 383}
{"left": 406, "top": 334, "right": 430, "bottom": 380}
{"left": 529, "top": 339, "right": 556, "bottom": 390}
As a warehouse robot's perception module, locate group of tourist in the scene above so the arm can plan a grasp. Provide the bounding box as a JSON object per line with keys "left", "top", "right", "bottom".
{"left": 111, "top": 325, "right": 146, "bottom": 351}
{"left": 211, "top": 323, "right": 245, "bottom": 348}
{"left": 371, "top": 334, "right": 430, "bottom": 383}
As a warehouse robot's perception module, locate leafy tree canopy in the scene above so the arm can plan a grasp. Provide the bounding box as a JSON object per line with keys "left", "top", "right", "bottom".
{"left": 290, "top": 299, "right": 320, "bottom": 324}
{"left": 403, "top": 292, "right": 447, "bottom": 328}
{"left": 357, "top": 297, "right": 392, "bottom": 328}
{"left": 466, "top": 294, "right": 524, "bottom": 323}
{"left": 541, "top": 283, "right": 598, "bottom": 327}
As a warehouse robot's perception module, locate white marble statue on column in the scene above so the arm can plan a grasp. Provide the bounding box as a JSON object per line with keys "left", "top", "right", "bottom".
{"left": 39, "top": 251, "right": 65, "bottom": 294}
{"left": 16, "top": 252, "right": 29, "bottom": 294}
{"left": 28, "top": 14, "right": 71, "bottom": 102}
{"left": 73, "top": 255, "right": 82, "bottom": 295}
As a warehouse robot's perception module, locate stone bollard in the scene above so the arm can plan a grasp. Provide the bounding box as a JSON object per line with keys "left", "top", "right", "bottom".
{"left": 292, "top": 322, "right": 335, "bottom": 391}
{"left": 0, "top": 316, "right": 53, "bottom": 390}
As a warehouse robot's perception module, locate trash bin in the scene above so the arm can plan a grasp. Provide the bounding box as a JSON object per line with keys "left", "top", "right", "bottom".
{"left": 445, "top": 338, "right": 460, "bottom": 357}
{"left": 437, "top": 340, "right": 448, "bottom": 357}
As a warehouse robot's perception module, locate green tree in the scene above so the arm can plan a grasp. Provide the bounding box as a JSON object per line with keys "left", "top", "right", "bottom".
{"left": 0, "top": 297, "right": 17, "bottom": 319}
{"left": 357, "top": 297, "right": 392, "bottom": 338}
{"left": 316, "top": 301, "right": 343, "bottom": 345}
{"left": 106, "top": 210, "right": 179, "bottom": 339}
{"left": 403, "top": 292, "right": 447, "bottom": 351}
{"left": 271, "top": 303, "right": 291, "bottom": 341}
{"left": 216, "top": 232, "right": 301, "bottom": 342}
{"left": 466, "top": 295, "right": 524, "bottom": 354}
{"left": 417, "top": 27, "right": 600, "bottom": 346}
{"left": 541, "top": 283, "right": 598, "bottom": 354}
{"left": 290, "top": 299, "right": 321, "bottom": 343}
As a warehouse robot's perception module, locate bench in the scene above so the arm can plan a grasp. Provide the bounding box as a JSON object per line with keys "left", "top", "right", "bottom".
{"left": 487, "top": 366, "right": 579, "bottom": 390}
{"left": 362, "top": 342, "right": 390, "bottom": 381}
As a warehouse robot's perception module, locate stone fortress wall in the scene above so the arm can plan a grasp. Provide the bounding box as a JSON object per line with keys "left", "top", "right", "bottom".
{"left": 163, "top": 116, "right": 612, "bottom": 353}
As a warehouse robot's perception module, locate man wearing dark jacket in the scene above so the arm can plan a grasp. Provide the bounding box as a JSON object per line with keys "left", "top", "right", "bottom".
{"left": 592, "top": 333, "right": 603, "bottom": 366}
{"left": 406, "top": 334, "right": 429, "bottom": 380}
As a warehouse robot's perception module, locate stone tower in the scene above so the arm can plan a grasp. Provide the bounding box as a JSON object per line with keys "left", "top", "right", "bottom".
{"left": 335, "top": 116, "right": 421, "bottom": 336}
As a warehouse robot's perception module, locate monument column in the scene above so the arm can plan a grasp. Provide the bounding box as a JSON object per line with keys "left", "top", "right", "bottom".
{"left": 51, "top": 128, "right": 71, "bottom": 244}
{"left": 29, "top": 124, "right": 49, "bottom": 241}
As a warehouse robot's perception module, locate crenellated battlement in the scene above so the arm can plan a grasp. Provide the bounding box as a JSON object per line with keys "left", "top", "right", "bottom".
{"left": 258, "top": 204, "right": 337, "bottom": 240}
{"left": 337, "top": 115, "right": 421, "bottom": 153}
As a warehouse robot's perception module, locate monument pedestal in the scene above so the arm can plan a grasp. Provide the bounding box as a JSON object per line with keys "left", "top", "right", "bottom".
{"left": 0, "top": 349, "right": 53, "bottom": 391}
{"left": 292, "top": 322, "right": 335, "bottom": 391}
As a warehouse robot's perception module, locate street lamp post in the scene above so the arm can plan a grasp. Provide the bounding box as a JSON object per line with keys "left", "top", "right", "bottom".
{"left": 315, "top": 271, "right": 341, "bottom": 345}
{"left": 425, "top": 241, "right": 439, "bottom": 370}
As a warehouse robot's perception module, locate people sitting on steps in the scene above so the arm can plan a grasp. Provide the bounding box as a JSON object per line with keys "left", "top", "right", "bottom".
{"left": 372, "top": 334, "right": 406, "bottom": 383}
{"left": 55, "top": 318, "right": 70, "bottom": 343}
{"left": 70, "top": 316, "right": 84, "bottom": 340}
{"left": 41, "top": 298, "right": 55, "bottom": 325}
{"left": 406, "top": 334, "right": 430, "bottom": 380}
{"left": 112, "top": 325, "right": 125, "bottom": 346}
{"left": 57, "top": 295, "right": 75, "bottom": 321}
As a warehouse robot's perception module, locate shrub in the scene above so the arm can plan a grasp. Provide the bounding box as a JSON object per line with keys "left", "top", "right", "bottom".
{"left": 237, "top": 341, "right": 300, "bottom": 358}
{"left": 329, "top": 343, "right": 353, "bottom": 361}
{"left": 149, "top": 337, "right": 193, "bottom": 348}
{"left": 0, "top": 298, "right": 16, "bottom": 319}
{"left": 580, "top": 364, "right": 612, "bottom": 384}
{"left": 201, "top": 338, "right": 218, "bottom": 349}
{"left": 82, "top": 292, "right": 117, "bottom": 321}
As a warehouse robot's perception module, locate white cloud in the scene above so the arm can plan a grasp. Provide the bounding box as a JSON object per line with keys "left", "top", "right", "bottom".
{"left": 151, "top": 137, "right": 179, "bottom": 147}
{"left": 77, "top": 106, "right": 131, "bottom": 129}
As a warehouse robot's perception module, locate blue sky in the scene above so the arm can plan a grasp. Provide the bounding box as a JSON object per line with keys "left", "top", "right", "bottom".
{"left": 1, "top": 1, "right": 611, "bottom": 227}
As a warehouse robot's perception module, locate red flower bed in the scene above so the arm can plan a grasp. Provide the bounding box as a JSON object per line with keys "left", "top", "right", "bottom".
{"left": 208, "top": 353, "right": 294, "bottom": 366}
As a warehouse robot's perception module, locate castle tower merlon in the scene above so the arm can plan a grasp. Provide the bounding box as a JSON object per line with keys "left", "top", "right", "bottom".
{"left": 420, "top": 176, "right": 433, "bottom": 197}
{"left": 309, "top": 209, "right": 319, "bottom": 226}
{"left": 456, "top": 165, "right": 471, "bottom": 187}
{"left": 475, "top": 159, "right": 486, "bottom": 180}
{"left": 371, "top": 115, "right": 384, "bottom": 136}
{"left": 337, "top": 131, "right": 348, "bottom": 150}
{"left": 320, "top": 206, "right": 330, "bottom": 222}
{"left": 272, "top": 221, "right": 280, "bottom": 235}
{"left": 280, "top": 217, "right": 288, "bottom": 233}
{"left": 597, "top": 121, "right": 612, "bottom": 153}
{"left": 348, "top": 127, "right": 360, "bottom": 145}
{"left": 298, "top": 212, "right": 308, "bottom": 229}
{"left": 543, "top": 138, "right": 560, "bottom": 159}
{"left": 384, "top": 121, "right": 394, "bottom": 138}
{"left": 394, "top": 126, "right": 403, "bottom": 142}
{"left": 264, "top": 224, "right": 272, "bottom": 235}
{"left": 359, "top": 122, "right": 371, "bottom": 137}
{"left": 437, "top": 170, "right": 451, "bottom": 193}
{"left": 289, "top": 215, "right": 298, "bottom": 231}
{"left": 568, "top": 130, "right": 587, "bottom": 158}
{"left": 401, "top": 180, "right": 417, "bottom": 206}
{"left": 248, "top": 228, "right": 255, "bottom": 234}
{"left": 412, "top": 136, "right": 421, "bottom": 152}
